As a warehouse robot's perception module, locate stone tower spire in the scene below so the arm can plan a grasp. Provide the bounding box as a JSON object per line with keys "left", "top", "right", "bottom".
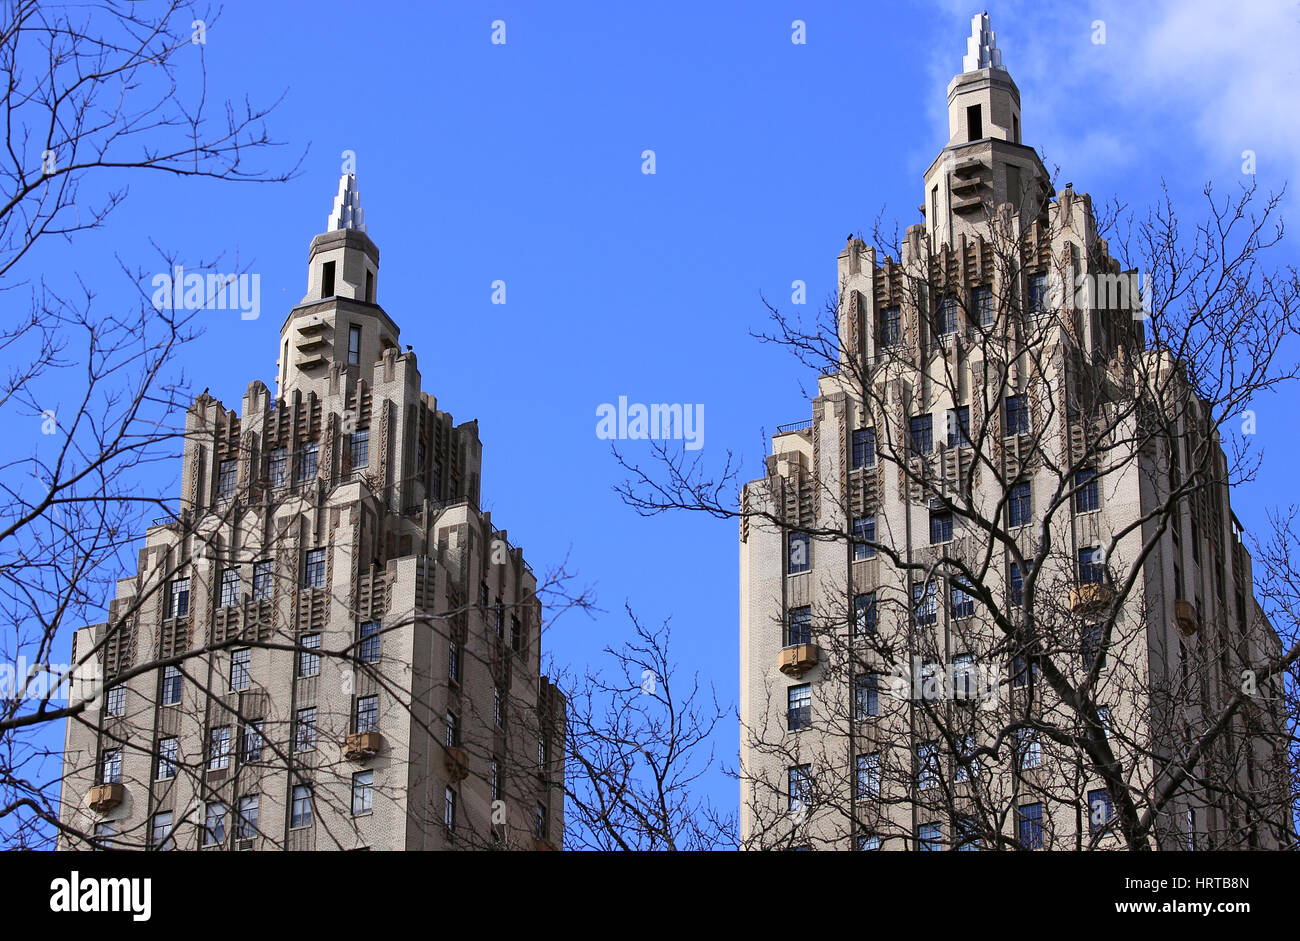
{"left": 962, "top": 11, "right": 1004, "bottom": 73}
{"left": 327, "top": 173, "right": 366, "bottom": 233}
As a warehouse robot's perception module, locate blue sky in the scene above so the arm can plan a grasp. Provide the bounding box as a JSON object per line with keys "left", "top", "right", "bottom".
{"left": 14, "top": 0, "right": 1300, "bottom": 832}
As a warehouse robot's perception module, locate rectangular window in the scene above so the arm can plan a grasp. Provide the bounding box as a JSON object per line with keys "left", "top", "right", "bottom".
{"left": 168, "top": 577, "right": 190, "bottom": 619}
{"left": 321, "top": 261, "right": 335, "bottom": 298}
{"left": 217, "top": 459, "right": 237, "bottom": 497}
{"left": 1004, "top": 395, "right": 1030, "bottom": 435}
{"left": 1088, "top": 789, "right": 1114, "bottom": 838}
{"left": 856, "top": 753, "right": 880, "bottom": 799}
{"left": 854, "top": 672, "right": 879, "bottom": 719}
{"left": 295, "top": 707, "right": 317, "bottom": 752}
{"left": 966, "top": 103, "right": 982, "bottom": 140}
{"left": 956, "top": 816, "right": 981, "bottom": 851}
{"left": 937, "top": 295, "right": 959, "bottom": 336}
{"left": 955, "top": 734, "right": 976, "bottom": 782}
{"left": 359, "top": 620, "right": 381, "bottom": 662}
{"left": 1012, "top": 654, "right": 1036, "bottom": 688}
{"left": 237, "top": 795, "right": 259, "bottom": 840}
{"left": 348, "top": 324, "right": 361, "bottom": 366}
{"left": 1018, "top": 802, "right": 1044, "bottom": 849}
{"left": 297, "top": 633, "right": 321, "bottom": 677}
{"left": 1095, "top": 706, "right": 1111, "bottom": 740}
{"left": 297, "top": 441, "right": 319, "bottom": 483}
{"left": 1009, "top": 480, "right": 1033, "bottom": 527}
{"left": 853, "top": 516, "right": 876, "bottom": 560}
{"left": 788, "top": 764, "right": 812, "bottom": 813}
{"left": 929, "top": 509, "right": 953, "bottom": 545}
{"left": 511, "top": 615, "right": 522, "bottom": 653}
{"left": 203, "top": 802, "right": 226, "bottom": 847}
{"left": 242, "top": 721, "right": 263, "bottom": 762}
{"left": 947, "top": 406, "right": 970, "bottom": 447}
{"left": 1016, "top": 729, "right": 1041, "bottom": 769}
{"left": 1009, "top": 562, "right": 1025, "bottom": 607}
{"left": 162, "top": 665, "right": 182, "bottom": 705}
{"left": 787, "top": 532, "right": 811, "bottom": 574}
{"left": 351, "top": 428, "right": 369, "bottom": 469}
{"left": 366, "top": 270, "right": 375, "bottom": 303}
{"left": 449, "top": 638, "right": 461, "bottom": 683}
{"left": 105, "top": 685, "right": 125, "bottom": 717}
{"left": 535, "top": 802, "right": 548, "bottom": 840}
{"left": 910, "top": 414, "right": 933, "bottom": 455}
{"left": 973, "top": 285, "right": 994, "bottom": 325}
{"left": 290, "top": 785, "right": 313, "bottom": 829}
{"left": 857, "top": 833, "right": 881, "bottom": 851}
{"left": 786, "top": 606, "right": 812, "bottom": 646}
{"left": 493, "top": 602, "right": 505, "bottom": 639}
{"left": 853, "top": 592, "right": 877, "bottom": 636}
{"left": 950, "top": 579, "right": 975, "bottom": 619}
{"left": 251, "top": 560, "right": 272, "bottom": 600}
{"left": 490, "top": 759, "right": 501, "bottom": 801}
{"left": 93, "top": 822, "right": 115, "bottom": 848}
{"left": 913, "top": 580, "right": 937, "bottom": 627}
{"left": 268, "top": 448, "right": 287, "bottom": 487}
{"left": 444, "top": 787, "right": 456, "bottom": 833}
{"left": 304, "top": 548, "right": 326, "bottom": 588}
{"left": 917, "top": 741, "right": 940, "bottom": 790}
{"left": 952, "top": 653, "right": 976, "bottom": 697}
{"left": 851, "top": 428, "right": 876, "bottom": 469}
{"left": 787, "top": 684, "right": 812, "bottom": 731}
{"left": 229, "top": 647, "right": 250, "bottom": 691}
{"left": 356, "top": 695, "right": 379, "bottom": 733}
{"left": 1078, "top": 546, "right": 1104, "bottom": 585}
{"left": 352, "top": 770, "right": 374, "bottom": 816}
{"left": 445, "top": 711, "right": 459, "bottom": 748}
{"left": 494, "top": 686, "right": 503, "bottom": 727}
{"left": 151, "top": 812, "right": 174, "bottom": 850}
{"left": 880, "top": 307, "right": 901, "bottom": 347}
{"left": 156, "top": 738, "right": 177, "bottom": 781}
{"left": 99, "top": 748, "right": 122, "bottom": 785}
{"left": 918, "top": 823, "right": 942, "bottom": 851}
{"left": 208, "top": 726, "right": 231, "bottom": 771}
{"left": 1075, "top": 467, "right": 1099, "bottom": 512}
{"left": 1082, "top": 622, "right": 1106, "bottom": 670}
{"left": 1027, "top": 273, "right": 1048, "bottom": 313}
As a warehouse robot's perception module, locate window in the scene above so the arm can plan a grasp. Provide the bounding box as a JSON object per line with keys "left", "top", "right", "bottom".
{"left": 217, "top": 459, "right": 237, "bottom": 497}
{"left": 535, "top": 802, "right": 548, "bottom": 840}
{"left": 854, "top": 673, "right": 878, "bottom": 718}
{"left": 203, "top": 802, "right": 226, "bottom": 847}
{"left": 966, "top": 103, "right": 982, "bottom": 141}
{"left": 910, "top": 414, "right": 933, "bottom": 455}
{"left": 93, "top": 822, "right": 115, "bottom": 848}
{"left": 493, "top": 686, "right": 503, "bottom": 727}
{"left": 511, "top": 614, "right": 522, "bottom": 652}
{"left": 297, "top": 441, "right": 319, "bottom": 483}
{"left": 1027, "top": 273, "right": 1048, "bottom": 313}
{"left": 359, "top": 620, "right": 381, "bottom": 662}
{"left": 856, "top": 753, "right": 880, "bottom": 799}
{"left": 879, "top": 306, "right": 901, "bottom": 347}
{"left": 167, "top": 577, "right": 190, "bottom": 619}
{"left": 1009, "top": 480, "right": 1033, "bottom": 527}
{"left": 952, "top": 653, "right": 976, "bottom": 697}
{"left": 105, "top": 685, "right": 125, "bottom": 717}
{"left": 950, "top": 579, "right": 975, "bottom": 619}
{"left": 445, "top": 711, "right": 459, "bottom": 748}
{"left": 853, "top": 592, "right": 877, "bottom": 636}
{"left": 787, "top": 532, "right": 811, "bottom": 574}
{"left": 321, "top": 261, "right": 336, "bottom": 298}
{"left": 947, "top": 406, "right": 970, "bottom": 447}
{"left": 1009, "top": 562, "right": 1025, "bottom": 607}
{"left": 1016, "top": 729, "right": 1041, "bottom": 769}
{"left": 351, "top": 428, "right": 369, "bottom": 469}
{"left": 237, "top": 795, "right": 259, "bottom": 840}
{"left": 1088, "top": 789, "right": 1114, "bottom": 838}
{"left": 788, "top": 765, "right": 812, "bottom": 814}
{"left": 492, "top": 601, "right": 505, "bottom": 638}
{"left": 973, "top": 285, "right": 994, "bottom": 325}
{"left": 448, "top": 638, "right": 461, "bottom": 683}
{"left": 208, "top": 726, "right": 231, "bottom": 771}
{"left": 101, "top": 748, "right": 122, "bottom": 785}
{"left": 1190, "top": 517, "right": 1200, "bottom": 563}
{"left": 352, "top": 771, "right": 374, "bottom": 816}
{"left": 1095, "top": 706, "right": 1111, "bottom": 740}
{"left": 956, "top": 816, "right": 981, "bottom": 851}
{"left": 251, "top": 560, "right": 272, "bottom": 600}
{"left": 1075, "top": 467, "right": 1099, "bottom": 512}
{"left": 786, "top": 606, "right": 812, "bottom": 646}
{"left": 295, "top": 707, "right": 317, "bottom": 752}
{"left": 298, "top": 633, "right": 321, "bottom": 677}
{"left": 304, "top": 548, "right": 326, "bottom": 588}
{"left": 851, "top": 428, "right": 875, "bottom": 469}
{"left": 853, "top": 516, "right": 876, "bottom": 560}
{"left": 443, "top": 787, "right": 456, "bottom": 832}
{"left": 162, "top": 665, "right": 182, "bottom": 704}
{"left": 290, "top": 785, "right": 313, "bottom": 829}
{"left": 1018, "top": 802, "right": 1044, "bottom": 849}
{"left": 1082, "top": 622, "right": 1106, "bottom": 670}
{"left": 242, "top": 721, "right": 263, "bottom": 762}
{"left": 490, "top": 759, "right": 501, "bottom": 801}
{"left": 936, "top": 295, "right": 959, "bottom": 336}
{"left": 787, "top": 684, "right": 811, "bottom": 731}
{"left": 156, "top": 737, "right": 178, "bottom": 780}
{"left": 1011, "top": 654, "right": 1036, "bottom": 688}
{"left": 479, "top": 581, "right": 489, "bottom": 608}
{"left": 1078, "top": 546, "right": 1104, "bottom": 585}
{"left": 267, "top": 448, "right": 287, "bottom": 487}
{"left": 151, "top": 812, "right": 175, "bottom": 851}
{"left": 348, "top": 324, "right": 361, "bottom": 366}
{"left": 1003, "top": 395, "right": 1030, "bottom": 435}
{"left": 913, "top": 580, "right": 937, "bottom": 627}
{"left": 955, "top": 734, "right": 977, "bottom": 782}
{"left": 918, "top": 823, "right": 942, "bottom": 851}
{"left": 929, "top": 509, "right": 953, "bottom": 544}
{"left": 229, "top": 647, "right": 250, "bottom": 691}
{"left": 917, "top": 741, "right": 940, "bottom": 790}
{"left": 857, "top": 834, "right": 881, "bottom": 851}
{"left": 356, "top": 695, "right": 379, "bottom": 733}
{"left": 366, "top": 270, "right": 375, "bottom": 303}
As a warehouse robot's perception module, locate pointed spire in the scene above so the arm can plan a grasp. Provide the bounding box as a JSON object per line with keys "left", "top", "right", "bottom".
{"left": 962, "top": 12, "right": 1004, "bottom": 72}
{"left": 327, "top": 173, "right": 366, "bottom": 233}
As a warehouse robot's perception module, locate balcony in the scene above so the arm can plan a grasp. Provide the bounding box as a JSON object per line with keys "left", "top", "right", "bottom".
{"left": 444, "top": 745, "right": 469, "bottom": 782}
{"left": 1069, "top": 583, "right": 1113, "bottom": 612}
{"left": 778, "top": 643, "right": 820, "bottom": 678}
{"left": 1175, "top": 599, "right": 1198, "bottom": 637}
{"left": 343, "top": 730, "right": 383, "bottom": 762}
{"left": 88, "top": 782, "right": 124, "bottom": 814}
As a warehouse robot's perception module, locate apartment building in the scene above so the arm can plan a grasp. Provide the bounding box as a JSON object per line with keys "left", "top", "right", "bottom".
{"left": 59, "top": 175, "right": 565, "bottom": 850}
{"left": 739, "top": 14, "right": 1291, "bottom": 851}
